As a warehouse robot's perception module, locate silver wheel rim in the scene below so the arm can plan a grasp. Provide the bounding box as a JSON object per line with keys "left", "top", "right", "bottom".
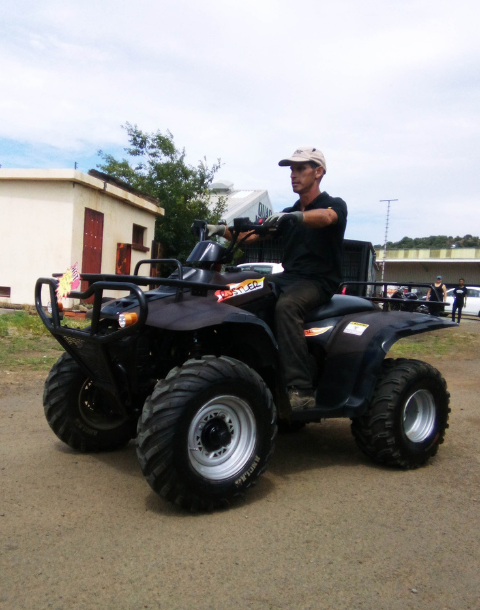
{"left": 187, "top": 395, "right": 257, "bottom": 481}
{"left": 78, "top": 379, "right": 128, "bottom": 431}
{"left": 402, "top": 389, "right": 436, "bottom": 442}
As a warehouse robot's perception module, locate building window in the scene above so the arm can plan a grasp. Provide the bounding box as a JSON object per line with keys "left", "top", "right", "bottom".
{"left": 132, "top": 224, "right": 149, "bottom": 252}
{"left": 0, "top": 287, "right": 11, "bottom": 298}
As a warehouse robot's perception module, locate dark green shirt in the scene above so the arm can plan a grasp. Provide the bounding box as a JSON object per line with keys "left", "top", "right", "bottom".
{"left": 280, "top": 192, "right": 348, "bottom": 295}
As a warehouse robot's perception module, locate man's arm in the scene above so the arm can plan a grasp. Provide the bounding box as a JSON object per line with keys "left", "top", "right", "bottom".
{"left": 225, "top": 205, "right": 340, "bottom": 241}
{"left": 442, "top": 284, "right": 447, "bottom": 301}
{"left": 301, "top": 208, "right": 338, "bottom": 228}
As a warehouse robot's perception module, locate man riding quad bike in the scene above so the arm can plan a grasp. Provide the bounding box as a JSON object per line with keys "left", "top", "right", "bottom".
{"left": 35, "top": 216, "right": 454, "bottom": 511}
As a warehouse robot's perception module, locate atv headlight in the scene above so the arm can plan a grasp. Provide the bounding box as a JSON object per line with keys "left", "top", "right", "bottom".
{"left": 118, "top": 312, "right": 138, "bottom": 328}
{"left": 47, "top": 301, "right": 63, "bottom": 313}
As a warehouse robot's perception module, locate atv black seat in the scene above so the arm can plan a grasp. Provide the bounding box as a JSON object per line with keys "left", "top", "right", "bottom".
{"left": 304, "top": 294, "right": 376, "bottom": 322}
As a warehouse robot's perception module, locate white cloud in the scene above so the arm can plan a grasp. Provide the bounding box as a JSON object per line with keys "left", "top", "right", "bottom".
{"left": 0, "top": 0, "right": 479, "bottom": 243}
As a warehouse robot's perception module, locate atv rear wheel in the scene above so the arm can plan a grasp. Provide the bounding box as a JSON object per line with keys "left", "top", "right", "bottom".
{"left": 43, "top": 353, "right": 136, "bottom": 452}
{"left": 136, "top": 356, "right": 277, "bottom": 511}
{"left": 351, "top": 358, "right": 450, "bottom": 468}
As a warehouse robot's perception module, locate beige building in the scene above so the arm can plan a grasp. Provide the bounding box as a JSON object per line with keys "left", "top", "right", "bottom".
{"left": 0, "top": 169, "right": 163, "bottom": 306}
{"left": 376, "top": 247, "right": 480, "bottom": 286}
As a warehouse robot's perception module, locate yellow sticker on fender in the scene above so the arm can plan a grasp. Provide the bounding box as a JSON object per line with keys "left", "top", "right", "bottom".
{"left": 215, "top": 278, "right": 265, "bottom": 303}
{"left": 305, "top": 326, "right": 333, "bottom": 336}
{"left": 343, "top": 322, "right": 369, "bottom": 336}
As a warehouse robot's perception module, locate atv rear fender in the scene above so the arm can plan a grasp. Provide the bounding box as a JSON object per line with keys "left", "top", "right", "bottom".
{"left": 310, "top": 310, "right": 455, "bottom": 417}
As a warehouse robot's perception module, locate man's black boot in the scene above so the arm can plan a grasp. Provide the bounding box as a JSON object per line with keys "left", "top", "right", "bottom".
{"left": 288, "top": 387, "right": 316, "bottom": 411}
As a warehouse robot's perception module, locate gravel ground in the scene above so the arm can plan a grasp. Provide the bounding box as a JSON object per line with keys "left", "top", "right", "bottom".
{"left": 1, "top": 321, "right": 479, "bottom": 610}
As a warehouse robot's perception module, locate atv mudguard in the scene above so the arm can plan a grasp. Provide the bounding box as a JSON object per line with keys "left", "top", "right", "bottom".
{"left": 144, "top": 288, "right": 280, "bottom": 370}
{"left": 142, "top": 290, "right": 273, "bottom": 334}
{"left": 303, "top": 309, "right": 455, "bottom": 419}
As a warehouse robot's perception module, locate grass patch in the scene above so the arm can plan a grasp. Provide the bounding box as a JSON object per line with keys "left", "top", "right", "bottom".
{"left": 0, "top": 312, "right": 89, "bottom": 371}
{"left": 388, "top": 327, "right": 480, "bottom": 360}
{"left": 1, "top": 312, "right": 479, "bottom": 373}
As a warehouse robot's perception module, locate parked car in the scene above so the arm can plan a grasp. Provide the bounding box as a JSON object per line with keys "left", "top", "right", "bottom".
{"left": 236, "top": 262, "right": 284, "bottom": 274}
{"left": 445, "top": 286, "right": 480, "bottom": 317}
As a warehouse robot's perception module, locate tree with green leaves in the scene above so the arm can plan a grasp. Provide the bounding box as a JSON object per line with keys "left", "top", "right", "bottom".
{"left": 374, "top": 234, "right": 480, "bottom": 249}
{"left": 97, "top": 123, "right": 226, "bottom": 262}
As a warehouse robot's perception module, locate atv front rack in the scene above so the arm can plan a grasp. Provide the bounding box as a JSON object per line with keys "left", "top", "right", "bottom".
{"left": 35, "top": 278, "right": 149, "bottom": 344}
{"left": 35, "top": 268, "right": 229, "bottom": 399}
{"left": 35, "top": 265, "right": 228, "bottom": 344}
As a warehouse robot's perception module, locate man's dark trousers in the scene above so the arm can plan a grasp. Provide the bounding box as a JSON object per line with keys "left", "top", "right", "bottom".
{"left": 452, "top": 301, "right": 463, "bottom": 323}
{"left": 267, "top": 275, "right": 331, "bottom": 390}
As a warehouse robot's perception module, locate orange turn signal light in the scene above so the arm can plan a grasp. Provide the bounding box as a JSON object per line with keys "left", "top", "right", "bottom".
{"left": 118, "top": 312, "right": 138, "bottom": 328}
{"left": 47, "top": 301, "right": 64, "bottom": 313}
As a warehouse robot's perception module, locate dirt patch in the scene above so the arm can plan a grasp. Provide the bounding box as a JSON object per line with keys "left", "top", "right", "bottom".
{"left": 0, "top": 370, "right": 48, "bottom": 398}
{"left": 0, "top": 320, "right": 479, "bottom": 610}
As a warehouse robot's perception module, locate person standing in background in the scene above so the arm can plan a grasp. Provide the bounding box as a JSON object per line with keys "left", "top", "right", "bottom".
{"left": 452, "top": 279, "right": 468, "bottom": 323}
{"left": 426, "top": 275, "right": 447, "bottom": 315}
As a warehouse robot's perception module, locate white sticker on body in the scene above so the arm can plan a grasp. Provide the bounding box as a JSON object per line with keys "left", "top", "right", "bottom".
{"left": 343, "top": 322, "right": 369, "bottom": 336}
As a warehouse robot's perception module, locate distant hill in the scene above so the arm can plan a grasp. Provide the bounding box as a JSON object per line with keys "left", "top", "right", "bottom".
{"left": 374, "top": 235, "right": 480, "bottom": 249}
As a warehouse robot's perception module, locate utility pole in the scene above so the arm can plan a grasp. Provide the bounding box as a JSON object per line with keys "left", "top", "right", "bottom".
{"left": 380, "top": 199, "right": 398, "bottom": 283}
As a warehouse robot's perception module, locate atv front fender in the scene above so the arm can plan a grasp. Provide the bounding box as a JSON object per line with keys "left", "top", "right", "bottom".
{"left": 143, "top": 293, "right": 274, "bottom": 339}
{"left": 314, "top": 310, "right": 455, "bottom": 417}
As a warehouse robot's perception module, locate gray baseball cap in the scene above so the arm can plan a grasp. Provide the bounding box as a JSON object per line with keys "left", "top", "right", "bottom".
{"left": 278, "top": 146, "right": 326, "bottom": 172}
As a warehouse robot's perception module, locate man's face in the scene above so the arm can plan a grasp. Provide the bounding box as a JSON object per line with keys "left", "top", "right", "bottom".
{"left": 459, "top": 279, "right": 465, "bottom": 286}
{"left": 290, "top": 162, "right": 323, "bottom": 194}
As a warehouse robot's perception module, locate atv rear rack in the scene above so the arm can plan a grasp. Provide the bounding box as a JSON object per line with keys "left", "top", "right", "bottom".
{"left": 338, "top": 281, "right": 446, "bottom": 313}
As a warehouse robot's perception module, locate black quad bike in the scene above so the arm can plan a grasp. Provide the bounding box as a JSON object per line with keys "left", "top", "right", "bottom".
{"left": 36, "top": 218, "right": 455, "bottom": 511}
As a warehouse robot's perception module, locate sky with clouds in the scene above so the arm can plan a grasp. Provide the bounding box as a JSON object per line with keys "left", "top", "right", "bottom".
{"left": 1, "top": 0, "right": 479, "bottom": 244}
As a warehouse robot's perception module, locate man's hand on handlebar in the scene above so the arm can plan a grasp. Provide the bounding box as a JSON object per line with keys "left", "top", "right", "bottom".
{"left": 206, "top": 224, "right": 227, "bottom": 238}
{"left": 263, "top": 211, "right": 304, "bottom": 229}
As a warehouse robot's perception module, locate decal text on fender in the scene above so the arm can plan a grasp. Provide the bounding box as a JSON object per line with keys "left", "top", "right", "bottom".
{"left": 215, "top": 278, "right": 264, "bottom": 303}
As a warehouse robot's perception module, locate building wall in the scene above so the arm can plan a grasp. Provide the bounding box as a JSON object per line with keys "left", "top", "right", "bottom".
{"left": 72, "top": 183, "right": 155, "bottom": 281}
{"left": 0, "top": 172, "right": 159, "bottom": 306}
{"left": 210, "top": 189, "right": 273, "bottom": 224}
{"left": 382, "top": 263, "right": 480, "bottom": 286}
{"left": 0, "top": 180, "right": 75, "bottom": 304}
{"left": 376, "top": 248, "right": 480, "bottom": 287}
{"left": 377, "top": 248, "right": 480, "bottom": 260}
{"left": 235, "top": 196, "right": 273, "bottom": 224}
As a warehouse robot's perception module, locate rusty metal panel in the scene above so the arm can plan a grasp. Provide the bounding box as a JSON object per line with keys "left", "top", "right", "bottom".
{"left": 116, "top": 243, "right": 132, "bottom": 275}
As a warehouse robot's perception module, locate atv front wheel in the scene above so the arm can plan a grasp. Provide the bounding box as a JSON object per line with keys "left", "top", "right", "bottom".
{"left": 351, "top": 358, "right": 450, "bottom": 468}
{"left": 43, "top": 353, "right": 136, "bottom": 452}
{"left": 136, "top": 356, "right": 277, "bottom": 510}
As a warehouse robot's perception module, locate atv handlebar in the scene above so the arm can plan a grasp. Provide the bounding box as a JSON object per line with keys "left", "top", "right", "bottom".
{"left": 229, "top": 217, "right": 273, "bottom": 237}
{"left": 213, "top": 217, "right": 276, "bottom": 264}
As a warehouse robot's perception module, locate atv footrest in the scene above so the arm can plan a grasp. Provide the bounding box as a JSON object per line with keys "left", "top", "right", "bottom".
{"left": 290, "top": 408, "right": 323, "bottom": 422}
